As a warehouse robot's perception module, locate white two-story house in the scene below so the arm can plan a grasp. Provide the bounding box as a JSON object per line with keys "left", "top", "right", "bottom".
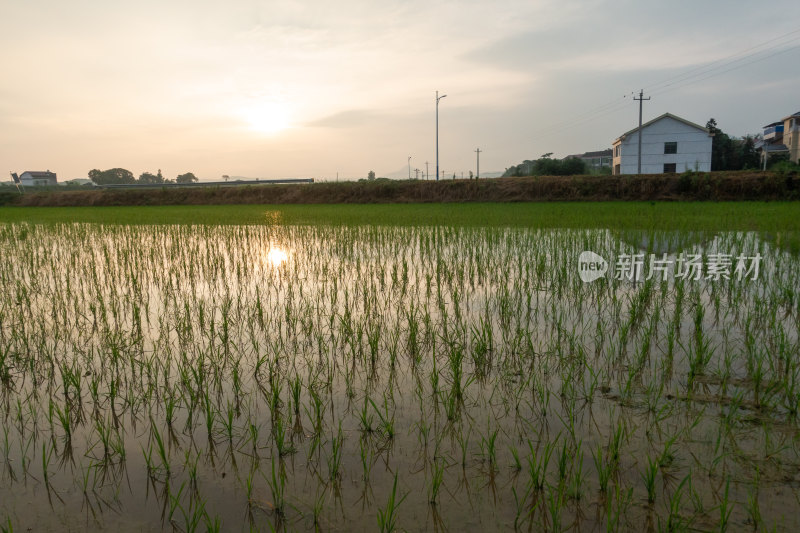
{"left": 612, "top": 113, "right": 713, "bottom": 175}
{"left": 18, "top": 170, "right": 58, "bottom": 186}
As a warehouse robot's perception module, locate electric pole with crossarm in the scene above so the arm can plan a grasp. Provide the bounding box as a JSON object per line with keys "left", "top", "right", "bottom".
{"left": 634, "top": 90, "right": 650, "bottom": 175}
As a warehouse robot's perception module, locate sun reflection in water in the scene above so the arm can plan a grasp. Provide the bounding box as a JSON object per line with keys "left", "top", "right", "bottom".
{"left": 265, "top": 247, "right": 289, "bottom": 267}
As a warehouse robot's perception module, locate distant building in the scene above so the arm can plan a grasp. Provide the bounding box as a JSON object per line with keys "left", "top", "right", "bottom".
{"left": 758, "top": 110, "right": 800, "bottom": 167}
{"left": 564, "top": 149, "right": 612, "bottom": 170}
{"left": 62, "top": 178, "right": 94, "bottom": 186}
{"left": 611, "top": 113, "right": 712, "bottom": 175}
{"left": 19, "top": 170, "right": 57, "bottom": 186}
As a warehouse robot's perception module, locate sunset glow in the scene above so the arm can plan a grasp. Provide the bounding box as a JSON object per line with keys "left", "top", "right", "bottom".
{"left": 2, "top": 1, "right": 798, "bottom": 181}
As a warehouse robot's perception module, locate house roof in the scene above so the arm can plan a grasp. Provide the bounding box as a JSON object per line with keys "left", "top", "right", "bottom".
{"left": 581, "top": 149, "right": 613, "bottom": 158}
{"left": 613, "top": 113, "right": 710, "bottom": 143}
{"left": 781, "top": 110, "right": 800, "bottom": 121}
{"left": 21, "top": 170, "right": 56, "bottom": 178}
{"left": 762, "top": 143, "right": 789, "bottom": 153}
{"left": 564, "top": 149, "right": 613, "bottom": 159}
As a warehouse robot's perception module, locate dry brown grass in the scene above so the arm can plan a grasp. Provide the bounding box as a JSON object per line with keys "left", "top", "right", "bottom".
{"left": 6, "top": 171, "right": 799, "bottom": 207}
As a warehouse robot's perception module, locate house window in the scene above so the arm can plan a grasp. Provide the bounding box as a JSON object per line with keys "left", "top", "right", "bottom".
{"left": 664, "top": 142, "right": 677, "bottom": 154}
{"left": 614, "top": 145, "right": 620, "bottom": 157}
{"left": 614, "top": 164, "right": 621, "bottom": 175}
{"left": 663, "top": 163, "right": 677, "bottom": 173}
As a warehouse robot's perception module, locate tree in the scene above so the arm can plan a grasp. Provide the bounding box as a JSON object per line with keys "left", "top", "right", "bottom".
{"left": 707, "top": 118, "right": 731, "bottom": 170}
{"left": 367, "top": 170, "right": 376, "bottom": 180}
{"left": 88, "top": 168, "right": 136, "bottom": 185}
{"left": 706, "top": 119, "right": 760, "bottom": 171}
{"left": 176, "top": 172, "right": 198, "bottom": 184}
{"left": 560, "top": 157, "right": 587, "bottom": 175}
{"left": 138, "top": 171, "right": 164, "bottom": 184}
{"left": 739, "top": 135, "right": 760, "bottom": 169}
{"left": 501, "top": 155, "right": 587, "bottom": 177}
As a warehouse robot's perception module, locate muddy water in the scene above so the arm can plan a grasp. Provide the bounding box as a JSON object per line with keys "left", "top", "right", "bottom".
{"left": 0, "top": 223, "right": 798, "bottom": 531}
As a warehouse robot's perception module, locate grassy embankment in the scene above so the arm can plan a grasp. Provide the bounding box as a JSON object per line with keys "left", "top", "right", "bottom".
{"left": 1, "top": 171, "right": 798, "bottom": 208}
{"left": 0, "top": 201, "right": 797, "bottom": 231}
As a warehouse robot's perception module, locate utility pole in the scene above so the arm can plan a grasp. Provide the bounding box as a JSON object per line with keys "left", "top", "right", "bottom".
{"left": 634, "top": 89, "right": 650, "bottom": 175}
{"left": 475, "top": 148, "right": 482, "bottom": 179}
{"left": 408, "top": 156, "right": 411, "bottom": 180}
{"left": 436, "top": 91, "right": 447, "bottom": 181}
{"left": 425, "top": 161, "right": 429, "bottom": 180}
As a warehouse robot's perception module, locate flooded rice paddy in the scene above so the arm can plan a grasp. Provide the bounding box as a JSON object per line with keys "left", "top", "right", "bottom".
{"left": 0, "top": 223, "right": 799, "bottom": 531}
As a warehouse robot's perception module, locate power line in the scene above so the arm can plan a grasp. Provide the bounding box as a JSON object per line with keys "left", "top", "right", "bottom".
{"left": 523, "top": 29, "right": 800, "bottom": 146}
{"left": 641, "top": 28, "right": 800, "bottom": 93}
{"left": 648, "top": 40, "right": 800, "bottom": 98}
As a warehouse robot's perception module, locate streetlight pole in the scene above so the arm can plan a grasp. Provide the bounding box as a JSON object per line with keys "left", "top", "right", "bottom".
{"left": 425, "top": 161, "right": 429, "bottom": 180}
{"left": 436, "top": 91, "right": 447, "bottom": 181}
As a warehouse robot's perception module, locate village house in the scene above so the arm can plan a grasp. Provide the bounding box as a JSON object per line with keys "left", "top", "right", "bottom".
{"left": 563, "top": 149, "right": 613, "bottom": 170}
{"left": 758, "top": 110, "right": 800, "bottom": 168}
{"left": 612, "top": 113, "right": 713, "bottom": 175}
{"left": 18, "top": 170, "right": 58, "bottom": 186}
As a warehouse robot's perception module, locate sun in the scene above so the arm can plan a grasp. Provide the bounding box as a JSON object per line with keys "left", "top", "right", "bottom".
{"left": 244, "top": 103, "right": 291, "bottom": 135}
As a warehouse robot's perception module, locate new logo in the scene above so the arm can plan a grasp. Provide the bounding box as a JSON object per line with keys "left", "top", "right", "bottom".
{"left": 578, "top": 251, "right": 608, "bottom": 282}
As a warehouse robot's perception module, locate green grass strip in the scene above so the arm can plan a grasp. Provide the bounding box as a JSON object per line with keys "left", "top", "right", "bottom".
{"left": 0, "top": 202, "right": 799, "bottom": 233}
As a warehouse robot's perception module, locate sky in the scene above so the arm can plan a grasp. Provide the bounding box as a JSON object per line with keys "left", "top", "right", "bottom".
{"left": 2, "top": 0, "right": 799, "bottom": 181}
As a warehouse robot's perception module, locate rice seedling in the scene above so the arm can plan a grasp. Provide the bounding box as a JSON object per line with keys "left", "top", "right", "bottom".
{"left": 0, "top": 222, "right": 796, "bottom": 530}
{"left": 428, "top": 458, "right": 444, "bottom": 505}
{"left": 593, "top": 444, "right": 614, "bottom": 494}
{"left": 266, "top": 457, "right": 287, "bottom": 517}
{"left": 528, "top": 438, "right": 555, "bottom": 491}
{"left": 327, "top": 423, "right": 344, "bottom": 483}
{"left": 272, "top": 416, "right": 296, "bottom": 457}
{"left": 377, "top": 474, "right": 406, "bottom": 533}
{"left": 641, "top": 454, "right": 659, "bottom": 504}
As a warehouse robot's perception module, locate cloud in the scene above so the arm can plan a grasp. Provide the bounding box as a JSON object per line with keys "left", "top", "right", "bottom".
{"left": 307, "top": 109, "right": 384, "bottom": 128}
{"left": 2, "top": 0, "right": 800, "bottom": 179}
